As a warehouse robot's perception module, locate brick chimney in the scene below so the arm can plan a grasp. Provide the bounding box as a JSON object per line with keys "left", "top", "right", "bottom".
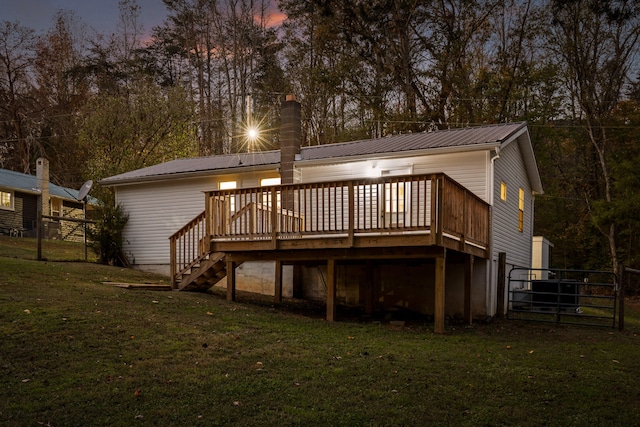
{"left": 36, "top": 157, "right": 50, "bottom": 216}
{"left": 280, "top": 94, "right": 301, "bottom": 185}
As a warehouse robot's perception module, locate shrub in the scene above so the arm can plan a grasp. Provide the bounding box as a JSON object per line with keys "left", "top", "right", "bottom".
{"left": 88, "top": 203, "right": 129, "bottom": 266}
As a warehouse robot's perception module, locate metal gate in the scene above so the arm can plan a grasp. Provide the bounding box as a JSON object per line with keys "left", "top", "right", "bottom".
{"left": 507, "top": 268, "right": 618, "bottom": 328}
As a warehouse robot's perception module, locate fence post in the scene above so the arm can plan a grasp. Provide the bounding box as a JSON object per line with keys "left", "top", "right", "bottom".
{"left": 496, "top": 252, "right": 507, "bottom": 318}
{"left": 170, "top": 236, "right": 177, "bottom": 290}
{"left": 618, "top": 263, "right": 625, "bottom": 331}
{"left": 36, "top": 210, "right": 42, "bottom": 261}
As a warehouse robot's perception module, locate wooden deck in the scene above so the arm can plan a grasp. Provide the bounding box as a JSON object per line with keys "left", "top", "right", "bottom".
{"left": 205, "top": 173, "right": 489, "bottom": 254}
{"left": 169, "top": 173, "right": 490, "bottom": 333}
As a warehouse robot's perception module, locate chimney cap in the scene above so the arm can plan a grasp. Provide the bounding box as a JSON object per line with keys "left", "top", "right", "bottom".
{"left": 285, "top": 94, "right": 296, "bottom": 102}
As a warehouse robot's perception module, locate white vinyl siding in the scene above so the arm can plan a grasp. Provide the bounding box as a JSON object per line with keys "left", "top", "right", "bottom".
{"left": 116, "top": 178, "right": 216, "bottom": 266}
{"left": 115, "top": 171, "right": 278, "bottom": 267}
{"left": 492, "top": 138, "right": 534, "bottom": 268}
{"left": 298, "top": 150, "right": 489, "bottom": 202}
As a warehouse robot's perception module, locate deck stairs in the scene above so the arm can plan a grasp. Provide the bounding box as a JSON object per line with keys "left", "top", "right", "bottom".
{"left": 176, "top": 251, "right": 231, "bottom": 291}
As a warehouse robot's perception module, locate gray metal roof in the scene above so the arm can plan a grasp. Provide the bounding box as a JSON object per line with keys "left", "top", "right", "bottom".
{"left": 300, "top": 122, "right": 526, "bottom": 161}
{"left": 0, "top": 168, "right": 93, "bottom": 202}
{"left": 100, "top": 151, "right": 281, "bottom": 185}
{"left": 101, "top": 123, "right": 540, "bottom": 190}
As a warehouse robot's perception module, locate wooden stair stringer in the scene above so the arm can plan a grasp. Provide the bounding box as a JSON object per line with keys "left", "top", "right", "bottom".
{"left": 178, "top": 252, "right": 227, "bottom": 292}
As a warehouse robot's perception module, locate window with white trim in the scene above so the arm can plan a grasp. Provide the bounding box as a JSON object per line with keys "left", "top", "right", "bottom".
{"left": 0, "top": 190, "right": 13, "bottom": 210}
{"left": 260, "top": 177, "right": 281, "bottom": 186}
{"left": 381, "top": 168, "right": 411, "bottom": 226}
{"left": 219, "top": 181, "right": 237, "bottom": 212}
{"left": 384, "top": 182, "right": 407, "bottom": 214}
{"left": 261, "top": 177, "right": 281, "bottom": 209}
{"left": 518, "top": 188, "right": 525, "bottom": 232}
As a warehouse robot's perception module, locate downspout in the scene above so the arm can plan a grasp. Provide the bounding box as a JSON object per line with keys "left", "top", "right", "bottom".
{"left": 487, "top": 147, "right": 501, "bottom": 316}
{"left": 489, "top": 147, "right": 500, "bottom": 205}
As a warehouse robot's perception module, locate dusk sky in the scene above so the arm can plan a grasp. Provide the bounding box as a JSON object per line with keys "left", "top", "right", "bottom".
{"left": 1, "top": 0, "right": 168, "bottom": 35}
{"left": 1, "top": 0, "right": 285, "bottom": 36}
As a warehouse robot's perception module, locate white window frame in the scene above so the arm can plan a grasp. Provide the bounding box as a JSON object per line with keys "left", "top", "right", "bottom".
{"left": 518, "top": 188, "right": 525, "bottom": 232}
{"left": 219, "top": 181, "right": 237, "bottom": 212}
{"left": 500, "top": 182, "right": 507, "bottom": 201}
{"left": 0, "top": 189, "right": 14, "bottom": 210}
{"left": 260, "top": 177, "right": 281, "bottom": 209}
{"left": 381, "top": 168, "right": 412, "bottom": 226}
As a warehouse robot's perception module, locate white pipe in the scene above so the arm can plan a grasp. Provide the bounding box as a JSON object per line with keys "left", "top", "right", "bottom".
{"left": 487, "top": 147, "right": 501, "bottom": 316}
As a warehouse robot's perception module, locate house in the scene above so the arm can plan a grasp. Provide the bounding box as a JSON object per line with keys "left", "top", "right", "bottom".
{"left": 100, "top": 96, "right": 543, "bottom": 332}
{"left": 0, "top": 158, "right": 94, "bottom": 241}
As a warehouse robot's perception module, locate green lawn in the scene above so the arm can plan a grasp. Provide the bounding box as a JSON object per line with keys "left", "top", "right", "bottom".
{"left": 1, "top": 236, "right": 639, "bottom": 426}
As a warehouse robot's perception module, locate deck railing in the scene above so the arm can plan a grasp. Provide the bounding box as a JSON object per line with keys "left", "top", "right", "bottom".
{"left": 170, "top": 173, "right": 490, "bottom": 286}
{"left": 169, "top": 211, "right": 208, "bottom": 286}
{"left": 204, "top": 173, "right": 490, "bottom": 249}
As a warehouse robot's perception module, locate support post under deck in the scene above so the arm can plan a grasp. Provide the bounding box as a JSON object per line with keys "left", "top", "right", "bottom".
{"left": 326, "top": 259, "right": 337, "bottom": 322}
{"left": 226, "top": 260, "right": 236, "bottom": 302}
{"left": 364, "top": 261, "right": 374, "bottom": 315}
{"left": 275, "top": 260, "right": 283, "bottom": 302}
{"left": 434, "top": 250, "right": 446, "bottom": 334}
{"left": 464, "top": 255, "right": 474, "bottom": 325}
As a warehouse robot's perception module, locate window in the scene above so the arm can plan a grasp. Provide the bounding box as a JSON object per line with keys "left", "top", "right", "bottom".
{"left": 260, "top": 177, "right": 281, "bottom": 186}
{"left": 383, "top": 181, "right": 409, "bottom": 226}
{"left": 381, "top": 168, "right": 412, "bottom": 226}
{"left": 386, "top": 182, "right": 405, "bottom": 213}
{"left": 219, "top": 181, "right": 237, "bottom": 212}
{"left": 261, "top": 177, "right": 281, "bottom": 209}
{"left": 51, "top": 198, "right": 62, "bottom": 217}
{"left": 0, "top": 190, "right": 13, "bottom": 210}
{"left": 500, "top": 182, "right": 507, "bottom": 201}
{"left": 384, "top": 182, "right": 406, "bottom": 214}
{"left": 518, "top": 188, "right": 525, "bottom": 232}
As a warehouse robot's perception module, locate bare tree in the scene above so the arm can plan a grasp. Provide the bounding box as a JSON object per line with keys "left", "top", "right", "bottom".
{"left": 0, "top": 21, "right": 38, "bottom": 173}
{"left": 547, "top": 0, "right": 640, "bottom": 274}
{"left": 34, "top": 10, "right": 91, "bottom": 187}
{"left": 158, "top": 0, "right": 276, "bottom": 155}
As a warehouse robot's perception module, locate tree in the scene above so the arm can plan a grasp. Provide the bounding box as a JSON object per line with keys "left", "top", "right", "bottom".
{"left": 281, "top": 0, "right": 367, "bottom": 145}
{"left": 79, "top": 79, "right": 197, "bottom": 201}
{"left": 0, "top": 21, "right": 39, "bottom": 173}
{"left": 547, "top": 0, "right": 640, "bottom": 274}
{"left": 33, "top": 10, "right": 91, "bottom": 187}
{"left": 155, "top": 0, "right": 279, "bottom": 155}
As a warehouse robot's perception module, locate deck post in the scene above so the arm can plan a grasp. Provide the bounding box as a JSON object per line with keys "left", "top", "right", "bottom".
{"left": 170, "top": 237, "right": 177, "bottom": 289}
{"left": 364, "top": 261, "right": 374, "bottom": 315}
{"left": 464, "top": 255, "right": 474, "bottom": 325}
{"left": 275, "top": 260, "right": 283, "bottom": 302}
{"left": 204, "top": 191, "right": 212, "bottom": 236}
{"left": 348, "top": 181, "right": 355, "bottom": 247}
{"left": 226, "top": 260, "right": 236, "bottom": 302}
{"left": 431, "top": 175, "right": 444, "bottom": 246}
{"left": 434, "top": 250, "right": 446, "bottom": 334}
{"left": 271, "top": 187, "right": 278, "bottom": 249}
{"left": 326, "top": 259, "right": 337, "bottom": 322}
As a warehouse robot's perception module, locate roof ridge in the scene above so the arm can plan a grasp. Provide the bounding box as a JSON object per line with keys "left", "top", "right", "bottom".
{"left": 300, "top": 122, "right": 526, "bottom": 151}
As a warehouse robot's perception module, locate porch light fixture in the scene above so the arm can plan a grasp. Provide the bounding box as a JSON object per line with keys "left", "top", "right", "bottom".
{"left": 367, "top": 164, "right": 380, "bottom": 178}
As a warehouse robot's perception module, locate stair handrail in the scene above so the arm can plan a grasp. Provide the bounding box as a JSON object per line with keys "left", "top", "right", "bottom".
{"left": 169, "top": 211, "right": 207, "bottom": 288}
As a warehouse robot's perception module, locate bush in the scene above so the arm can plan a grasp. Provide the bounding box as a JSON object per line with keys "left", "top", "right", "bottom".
{"left": 88, "top": 203, "right": 129, "bottom": 266}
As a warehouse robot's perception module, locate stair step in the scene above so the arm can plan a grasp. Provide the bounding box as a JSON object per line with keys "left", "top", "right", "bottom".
{"left": 178, "top": 252, "right": 230, "bottom": 292}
